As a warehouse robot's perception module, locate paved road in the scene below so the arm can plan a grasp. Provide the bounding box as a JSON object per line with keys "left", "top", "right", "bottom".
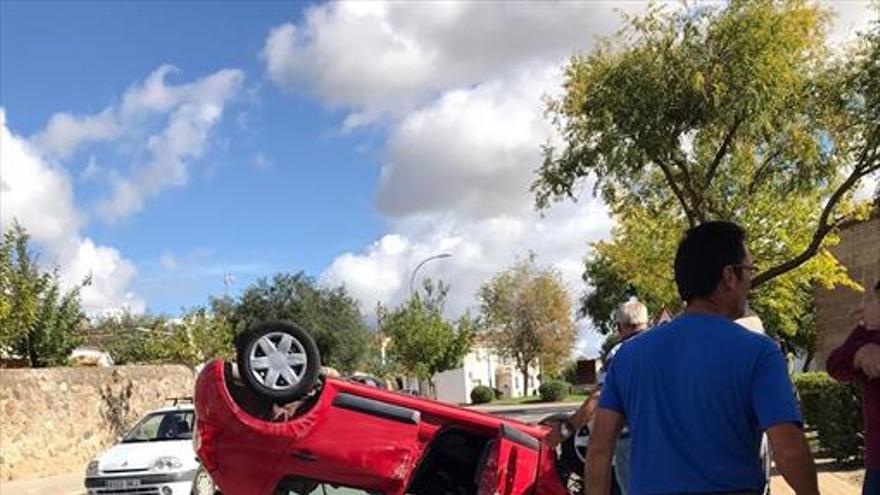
{"left": 0, "top": 471, "right": 83, "bottom": 495}
{"left": 484, "top": 403, "right": 579, "bottom": 424}
{"left": 5, "top": 400, "right": 860, "bottom": 495}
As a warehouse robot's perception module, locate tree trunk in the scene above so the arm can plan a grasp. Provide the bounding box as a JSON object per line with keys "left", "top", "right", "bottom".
{"left": 27, "top": 330, "right": 38, "bottom": 367}
{"left": 801, "top": 349, "right": 814, "bottom": 373}
{"left": 522, "top": 367, "right": 530, "bottom": 397}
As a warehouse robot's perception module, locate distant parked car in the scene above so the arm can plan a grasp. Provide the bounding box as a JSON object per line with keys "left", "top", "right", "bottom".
{"left": 84, "top": 399, "right": 217, "bottom": 495}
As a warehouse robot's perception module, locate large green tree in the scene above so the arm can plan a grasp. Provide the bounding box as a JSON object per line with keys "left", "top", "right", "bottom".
{"left": 0, "top": 224, "right": 89, "bottom": 367}
{"left": 535, "top": 1, "right": 879, "bottom": 348}
{"left": 224, "top": 272, "right": 370, "bottom": 373}
{"left": 535, "top": 0, "right": 878, "bottom": 286}
{"left": 378, "top": 280, "right": 476, "bottom": 394}
{"left": 479, "top": 257, "right": 577, "bottom": 394}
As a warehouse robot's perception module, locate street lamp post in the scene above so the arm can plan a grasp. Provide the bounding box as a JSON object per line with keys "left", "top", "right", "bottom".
{"left": 409, "top": 253, "right": 452, "bottom": 297}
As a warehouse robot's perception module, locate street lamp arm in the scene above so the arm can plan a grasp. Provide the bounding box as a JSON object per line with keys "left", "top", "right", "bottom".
{"left": 409, "top": 253, "right": 452, "bottom": 296}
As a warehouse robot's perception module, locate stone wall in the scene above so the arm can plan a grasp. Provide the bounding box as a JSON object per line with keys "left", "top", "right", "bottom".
{"left": 0, "top": 365, "right": 194, "bottom": 481}
{"left": 815, "top": 217, "right": 880, "bottom": 369}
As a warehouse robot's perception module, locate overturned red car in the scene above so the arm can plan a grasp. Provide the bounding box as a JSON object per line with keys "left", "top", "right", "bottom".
{"left": 194, "top": 321, "right": 588, "bottom": 495}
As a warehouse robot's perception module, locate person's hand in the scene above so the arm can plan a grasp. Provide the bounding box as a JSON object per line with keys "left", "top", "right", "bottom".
{"left": 854, "top": 281, "right": 880, "bottom": 331}
{"left": 545, "top": 424, "right": 563, "bottom": 449}
{"left": 854, "top": 343, "right": 880, "bottom": 378}
{"left": 543, "top": 418, "right": 574, "bottom": 449}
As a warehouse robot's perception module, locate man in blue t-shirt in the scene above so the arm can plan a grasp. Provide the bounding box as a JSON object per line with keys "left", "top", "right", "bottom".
{"left": 588, "top": 221, "right": 818, "bottom": 495}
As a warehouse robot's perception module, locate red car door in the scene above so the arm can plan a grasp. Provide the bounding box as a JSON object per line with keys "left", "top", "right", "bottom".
{"left": 476, "top": 425, "right": 540, "bottom": 495}
{"left": 274, "top": 391, "right": 423, "bottom": 494}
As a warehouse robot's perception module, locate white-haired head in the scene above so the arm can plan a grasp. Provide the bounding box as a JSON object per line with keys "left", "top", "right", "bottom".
{"left": 615, "top": 299, "right": 649, "bottom": 336}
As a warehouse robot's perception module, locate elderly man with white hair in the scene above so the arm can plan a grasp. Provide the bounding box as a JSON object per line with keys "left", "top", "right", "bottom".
{"left": 546, "top": 297, "right": 650, "bottom": 495}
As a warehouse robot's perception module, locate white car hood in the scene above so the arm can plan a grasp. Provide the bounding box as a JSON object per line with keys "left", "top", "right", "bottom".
{"left": 99, "top": 440, "right": 197, "bottom": 472}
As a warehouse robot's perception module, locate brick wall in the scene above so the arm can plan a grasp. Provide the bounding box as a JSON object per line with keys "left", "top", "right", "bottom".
{"left": 0, "top": 365, "right": 194, "bottom": 481}
{"left": 815, "top": 217, "right": 880, "bottom": 369}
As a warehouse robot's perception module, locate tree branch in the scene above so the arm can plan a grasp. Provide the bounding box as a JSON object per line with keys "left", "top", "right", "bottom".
{"left": 705, "top": 113, "right": 745, "bottom": 188}
{"left": 747, "top": 148, "right": 784, "bottom": 195}
{"left": 669, "top": 154, "right": 704, "bottom": 220}
{"left": 752, "top": 133, "right": 880, "bottom": 287}
{"left": 654, "top": 158, "right": 699, "bottom": 227}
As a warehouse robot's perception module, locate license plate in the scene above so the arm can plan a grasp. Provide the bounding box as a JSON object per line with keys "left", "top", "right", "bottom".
{"left": 107, "top": 478, "right": 141, "bottom": 489}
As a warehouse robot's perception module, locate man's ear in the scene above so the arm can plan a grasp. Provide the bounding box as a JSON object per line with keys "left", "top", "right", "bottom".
{"left": 719, "top": 265, "right": 737, "bottom": 291}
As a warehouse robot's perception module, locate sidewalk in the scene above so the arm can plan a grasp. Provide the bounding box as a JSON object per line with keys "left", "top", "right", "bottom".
{"left": 0, "top": 471, "right": 83, "bottom": 495}
{"left": 771, "top": 471, "right": 862, "bottom": 495}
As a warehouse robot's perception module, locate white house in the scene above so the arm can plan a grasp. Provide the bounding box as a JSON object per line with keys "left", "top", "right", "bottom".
{"left": 433, "top": 337, "right": 541, "bottom": 405}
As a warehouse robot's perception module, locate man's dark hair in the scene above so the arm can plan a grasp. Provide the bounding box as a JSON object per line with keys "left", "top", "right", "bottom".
{"left": 674, "top": 221, "right": 747, "bottom": 302}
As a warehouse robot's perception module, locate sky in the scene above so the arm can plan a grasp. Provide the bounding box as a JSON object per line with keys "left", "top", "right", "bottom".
{"left": 0, "top": 0, "right": 875, "bottom": 358}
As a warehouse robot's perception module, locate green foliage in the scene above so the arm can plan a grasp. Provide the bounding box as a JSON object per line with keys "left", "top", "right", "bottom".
{"left": 793, "top": 372, "right": 863, "bottom": 463}
{"left": 581, "top": 252, "right": 666, "bottom": 335}
{"left": 479, "top": 256, "right": 577, "bottom": 394}
{"left": 470, "top": 385, "right": 495, "bottom": 405}
{"left": 792, "top": 372, "right": 832, "bottom": 427}
{"left": 536, "top": 1, "right": 879, "bottom": 325}
{"left": 161, "top": 308, "right": 236, "bottom": 367}
{"left": 0, "top": 223, "right": 88, "bottom": 367}
{"left": 221, "top": 272, "right": 371, "bottom": 373}
{"left": 99, "top": 308, "right": 235, "bottom": 368}
{"left": 98, "top": 312, "right": 168, "bottom": 365}
{"left": 538, "top": 380, "right": 570, "bottom": 403}
{"left": 379, "top": 279, "right": 476, "bottom": 383}
{"left": 559, "top": 359, "right": 578, "bottom": 385}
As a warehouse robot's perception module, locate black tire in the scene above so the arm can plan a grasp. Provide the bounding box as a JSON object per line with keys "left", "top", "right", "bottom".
{"left": 236, "top": 321, "right": 321, "bottom": 402}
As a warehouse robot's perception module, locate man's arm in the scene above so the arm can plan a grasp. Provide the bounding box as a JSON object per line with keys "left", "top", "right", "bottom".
{"left": 766, "top": 423, "right": 818, "bottom": 495}
{"left": 545, "top": 387, "right": 600, "bottom": 448}
{"left": 585, "top": 407, "right": 624, "bottom": 495}
{"left": 826, "top": 326, "right": 872, "bottom": 382}
{"left": 830, "top": 290, "right": 880, "bottom": 380}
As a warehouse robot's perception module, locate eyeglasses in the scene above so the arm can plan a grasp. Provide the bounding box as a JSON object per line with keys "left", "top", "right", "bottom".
{"left": 730, "top": 263, "right": 758, "bottom": 274}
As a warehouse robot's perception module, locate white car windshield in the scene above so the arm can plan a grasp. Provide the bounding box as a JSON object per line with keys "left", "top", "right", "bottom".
{"left": 123, "top": 411, "right": 194, "bottom": 443}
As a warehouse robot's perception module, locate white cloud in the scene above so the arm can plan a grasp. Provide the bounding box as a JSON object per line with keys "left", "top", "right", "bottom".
{"left": 262, "top": 2, "right": 641, "bottom": 126}
{"left": 854, "top": 174, "right": 879, "bottom": 202}
{"left": 96, "top": 67, "right": 244, "bottom": 223}
{"left": 27, "top": 65, "right": 244, "bottom": 224}
{"left": 1, "top": 110, "right": 144, "bottom": 315}
{"left": 377, "top": 66, "right": 560, "bottom": 219}
{"left": 322, "top": 200, "right": 612, "bottom": 358}
{"left": 30, "top": 109, "right": 122, "bottom": 160}
{"left": 827, "top": 1, "right": 875, "bottom": 47}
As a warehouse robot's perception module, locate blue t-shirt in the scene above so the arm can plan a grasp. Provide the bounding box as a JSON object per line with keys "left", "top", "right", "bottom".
{"left": 598, "top": 314, "right": 802, "bottom": 495}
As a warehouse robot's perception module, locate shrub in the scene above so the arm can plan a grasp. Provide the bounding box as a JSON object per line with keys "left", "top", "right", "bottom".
{"left": 471, "top": 385, "right": 495, "bottom": 405}
{"left": 792, "top": 372, "right": 832, "bottom": 427}
{"left": 539, "top": 380, "right": 570, "bottom": 402}
{"left": 793, "top": 372, "right": 863, "bottom": 463}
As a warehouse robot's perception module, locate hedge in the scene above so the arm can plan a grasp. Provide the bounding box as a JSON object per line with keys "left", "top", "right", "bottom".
{"left": 792, "top": 372, "right": 862, "bottom": 463}
{"left": 539, "top": 380, "right": 570, "bottom": 402}
{"left": 471, "top": 385, "right": 495, "bottom": 405}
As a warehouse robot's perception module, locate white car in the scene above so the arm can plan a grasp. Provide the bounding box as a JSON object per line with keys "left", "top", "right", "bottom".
{"left": 84, "top": 400, "right": 216, "bottom": 495}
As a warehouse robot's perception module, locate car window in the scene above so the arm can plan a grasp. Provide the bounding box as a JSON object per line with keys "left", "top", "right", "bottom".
{"left": 123, "top": 411, "right": 194, "bottom": 442}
